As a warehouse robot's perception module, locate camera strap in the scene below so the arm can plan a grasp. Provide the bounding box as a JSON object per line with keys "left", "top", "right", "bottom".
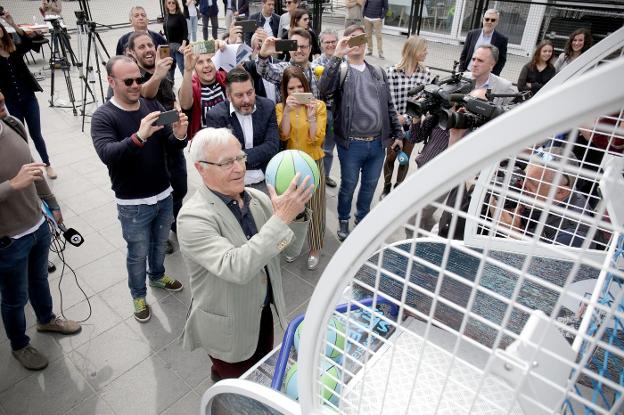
{"left": 2, "top": 116, "right": 28, "bottom": 144}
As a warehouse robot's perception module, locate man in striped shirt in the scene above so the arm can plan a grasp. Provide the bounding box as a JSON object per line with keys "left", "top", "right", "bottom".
{"left": 179, "top": 42, "right": 228, "bottom": 140}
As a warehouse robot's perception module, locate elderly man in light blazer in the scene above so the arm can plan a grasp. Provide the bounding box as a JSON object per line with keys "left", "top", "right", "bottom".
{"left": 177, "top": 127, "right": 312, "bottom": 380}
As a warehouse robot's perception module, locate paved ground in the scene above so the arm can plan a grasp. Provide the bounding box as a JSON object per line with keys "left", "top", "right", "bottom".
{"left": 0, "top": 12, "right": 529, "bottom": 415}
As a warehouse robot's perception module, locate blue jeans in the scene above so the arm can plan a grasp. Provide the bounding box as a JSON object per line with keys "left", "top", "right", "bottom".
{"left": 117, "top": 196, "right": 174, "bottom": 300}
{"left": 0, "top": 221, "right": 54, "bottom": 350}
{"left": 323, "top": 109, "right": 336, "bottom": 176}
{"left": 187, "top": 17, "right": 198, "bottom": 42}
{"left": 5, "top": 93, "right": 51, "bottom": 166}
{"left": 337, "top": 139, "right": 385, "bottom": 222}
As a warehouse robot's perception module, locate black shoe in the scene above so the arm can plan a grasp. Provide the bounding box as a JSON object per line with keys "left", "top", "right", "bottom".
{"left": 165, "top": 239, "right": 175, "bottom": 255}
{"left": 211, "top": 367, "right": 223, "bottom": 382}
{"left": 379, "top": 184, "right": 392, "bottom": 201}
{"left": 48, "top": 262, "right": 56, "bottom": 274}
{"left": 325, "top": 176, "right": 337, "bottom": 188}
{"left": 337, "top": 220, "right": 350, "bottom": 242}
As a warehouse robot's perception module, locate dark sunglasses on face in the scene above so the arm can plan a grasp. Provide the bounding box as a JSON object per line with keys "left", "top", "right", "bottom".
{"left": 116, "top": 77, "right": 145, "bottom": 86}
{"left": 484, "top": 18, "right": 497, "bottom": 22}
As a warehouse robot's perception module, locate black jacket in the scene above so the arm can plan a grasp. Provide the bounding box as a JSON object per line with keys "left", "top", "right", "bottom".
{"left": 204, "top": 96, "right": 279, "bottom": 171}
{"left": 0, "top": 35, "right": 43, "bottom": 97}
{"left": 244, "top": 12, "right": 280, "bottom": 45}
{"left": 459, "top": 29, "right": 508, "bottom": 76}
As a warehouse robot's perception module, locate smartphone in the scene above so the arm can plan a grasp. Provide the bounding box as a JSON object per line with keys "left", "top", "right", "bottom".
{"left": 292, "top": 92, "right": 314, "bottom": 105}
{"left": 234, "top": 20, "right": 258, "bottom": 33}
{"left": 275, "top": 39, "right": 298, "bottom": 52}
{"left": 157, "top": 45, "right": 171, "bottom": 59}
{"left": 192, "top": 39, "right": 215, "bottom": 55}
{"left": 347, "top": 33, "right": 367, "bottom": 47}
{"left": 154, "top": 109, "right": 180, "bottom": 126}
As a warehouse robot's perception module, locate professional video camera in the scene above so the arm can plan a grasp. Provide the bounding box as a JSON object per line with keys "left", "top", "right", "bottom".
{"left": 405, "top": 61, "right": 474, "bottom": 118}
{"left": 438, "top": 90, "right": 530, "bottom": 130}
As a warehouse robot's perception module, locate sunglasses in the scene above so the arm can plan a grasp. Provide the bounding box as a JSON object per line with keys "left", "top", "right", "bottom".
{"left": 484, "top": 18, "right": 497, "bottom": 22}
{"left": 115, "top": 77, "right": 145, "bottom": 86}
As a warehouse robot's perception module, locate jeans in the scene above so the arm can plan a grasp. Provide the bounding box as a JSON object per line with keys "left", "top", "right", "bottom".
{"left": 323, "top": 109, "right": 336, "bottom": 177}
{"left": 167, "top": 149, "right": 188, "bottom": 233}
{"left": 117, "top": 195, "right": 174, "bottom": 300}
{"left": 0, "top": 222, "right": 54, "bottom": 350}
{"left": 5, "top": 93, "right": 51, "bottom": 166}
{"left": 201, "top": 14, "right": 219, "bottom": 40}
{"left": 187, "top": 16, "right": 198, "bottom": 42}
{"left": 337, "top": 139, "right": 385, "bottom": 222}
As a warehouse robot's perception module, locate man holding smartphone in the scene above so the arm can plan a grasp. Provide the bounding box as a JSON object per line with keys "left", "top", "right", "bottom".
{"left": 319, "top": 25, "right": 403, "bottom": 241}
{"left": 91, "top": 56, "right": 189, "bottom": 323}
{"left": 245, "top": 0, "right": 279, "bottom": 45}
{"left": 257, "top": 28, "right": 323, "bottom": 102}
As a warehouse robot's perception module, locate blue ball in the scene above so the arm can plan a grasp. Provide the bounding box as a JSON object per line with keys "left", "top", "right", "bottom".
{"left": 397, "top": 150, "right": 409, "bottom": 166}
{"left": 265, "top": 150, "right": 320, "bottom": 195}
{"left": 283, "top": 361, "right": 341, "bottom": 406}
{"left": 294, "top": 316, "right": 345, "bottom": 361}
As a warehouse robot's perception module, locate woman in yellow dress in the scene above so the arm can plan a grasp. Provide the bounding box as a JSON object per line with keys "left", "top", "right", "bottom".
{"left": 276, "top": 66, "right": 327, "bottom": 270}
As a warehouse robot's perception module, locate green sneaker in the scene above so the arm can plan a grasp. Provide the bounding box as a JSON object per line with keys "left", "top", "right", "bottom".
{"left": 149, "top": 275, "right": 183, "bottom": 292}
{"left": 133, "top": 298, "right": 151, "bottom": 323}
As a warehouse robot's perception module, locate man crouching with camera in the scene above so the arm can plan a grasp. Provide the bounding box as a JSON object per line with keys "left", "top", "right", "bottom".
{"left": 90, "top": 56, "right": 188, "bottom": 323}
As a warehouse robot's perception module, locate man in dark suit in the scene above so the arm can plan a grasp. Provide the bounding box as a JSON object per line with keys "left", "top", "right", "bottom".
{"left": 244, "top": 0, "right": 280, "bottom": 45}
{"left": 204, "top": 67, "right": 279, "bottom": 192}
{"left": 458, "top": 9, "right": 508, "bottom": 76}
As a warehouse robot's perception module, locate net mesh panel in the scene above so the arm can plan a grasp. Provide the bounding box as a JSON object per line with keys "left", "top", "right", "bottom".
{"left": 308, "top": 104, "right": 624, "bottom": 415}
{"left": 303, "top": 40, "right": 624, "bottom": 414}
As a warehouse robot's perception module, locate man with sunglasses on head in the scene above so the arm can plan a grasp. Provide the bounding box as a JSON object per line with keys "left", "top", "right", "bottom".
{"left": 458, "top": 9, "right": 508, "bottom": 76}
{"left": 277, "top": 0, "right": 299, "bottom": 39}
{"left": 90, "top": 56, "right": 189, "bottom": 323}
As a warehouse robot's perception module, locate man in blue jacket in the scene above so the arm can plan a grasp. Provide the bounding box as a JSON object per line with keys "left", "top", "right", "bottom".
{"left": 200, "top": 0, "right": 220, "bottom": 40}
{"left": 204, "top": 67, "right": 279, "bottom": 192}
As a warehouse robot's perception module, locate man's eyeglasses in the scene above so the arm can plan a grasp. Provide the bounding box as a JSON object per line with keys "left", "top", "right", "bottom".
{"left": 199, "top": 154, "right": 247, "bottom": 169}
{"left": 285, "top": 1, "right": 294, "bottom": 4}
{"left": 322, "top": 40, "right": 337, "bottom": 45}
{"left": 484, "top": 18, "right": 497, "bottom": 22}
{"left": 115, "top": 77, "right": 145, "bottom": 86}
{"left": 296, "top": 44, "right": 310, "bottom": 50}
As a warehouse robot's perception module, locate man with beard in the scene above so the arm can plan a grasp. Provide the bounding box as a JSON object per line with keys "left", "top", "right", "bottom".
{"left": 257, "top": 28, "right": 322, "bottom": 101}
{"left": 178, "top": 40, "right": 227, "bottom": 140}
{"left": 204, "top": 68, "right": 279, "bottom": 192}
{"left": 91, "top": 56, "right": 189, "bottom": 322}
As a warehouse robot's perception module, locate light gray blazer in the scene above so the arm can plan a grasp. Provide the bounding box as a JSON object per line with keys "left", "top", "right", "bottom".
{"left": 177, "top": 185, "right": 307, "bottom": 362}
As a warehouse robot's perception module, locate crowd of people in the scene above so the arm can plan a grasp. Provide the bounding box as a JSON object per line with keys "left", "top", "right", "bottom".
{"left": 0, "top": 1, "right": 609, "bottom": 383}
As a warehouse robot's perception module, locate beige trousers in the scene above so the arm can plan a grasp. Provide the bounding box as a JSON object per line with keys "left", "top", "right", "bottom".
{"left": 363, "top": 18, "right": 383, "bottom": 55}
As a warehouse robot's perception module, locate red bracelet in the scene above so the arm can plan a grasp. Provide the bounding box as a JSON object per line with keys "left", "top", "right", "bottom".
{"left": 131, "top": 133, "right": 145, "bottom": 148}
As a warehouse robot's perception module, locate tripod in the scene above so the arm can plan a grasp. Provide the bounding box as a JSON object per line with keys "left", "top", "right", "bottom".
{"left": 78, "top": 18, "right": 110, "bottom": 131}
{"left": 47, "top": 18, "right": 96, "bottom": 116}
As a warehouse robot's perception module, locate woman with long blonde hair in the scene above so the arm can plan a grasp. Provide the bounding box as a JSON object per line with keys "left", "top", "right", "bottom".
{"left": 380, "top": 35, "right": 432, "bottom": 199}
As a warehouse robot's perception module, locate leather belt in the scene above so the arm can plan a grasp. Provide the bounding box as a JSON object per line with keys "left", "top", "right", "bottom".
{"left": 349, "top": 135, "right": 379, "bottom": 142}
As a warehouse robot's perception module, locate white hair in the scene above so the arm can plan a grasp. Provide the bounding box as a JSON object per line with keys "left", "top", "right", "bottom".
{"left": 189, "top": 128, "right": 238, "bottom": 164}
{"left": 483, "top": 9, "right": 500, "bottom": 18}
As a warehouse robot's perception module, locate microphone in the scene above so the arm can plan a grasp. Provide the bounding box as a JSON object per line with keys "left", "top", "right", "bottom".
{"left": 59, "top": 224, "right": 85, "bottom": 247}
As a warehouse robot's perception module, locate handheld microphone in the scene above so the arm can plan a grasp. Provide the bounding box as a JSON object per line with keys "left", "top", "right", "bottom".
{"left": 59, "top": 224, "right": 85, "bottom": 247}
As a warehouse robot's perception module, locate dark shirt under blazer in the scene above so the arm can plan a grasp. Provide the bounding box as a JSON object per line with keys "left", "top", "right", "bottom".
{"left": 459, "top": 29, "right": 508, "bottom": 76}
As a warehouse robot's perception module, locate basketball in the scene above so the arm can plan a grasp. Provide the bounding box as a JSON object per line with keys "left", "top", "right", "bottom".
{"left": 283, "top": 361, "right": 341, "bottom": 406}
{"left": 265, "top": 150, "right": 320, "bottom": 195}
{"left": 293, "top": 316, "right": 346, "bottom": 361}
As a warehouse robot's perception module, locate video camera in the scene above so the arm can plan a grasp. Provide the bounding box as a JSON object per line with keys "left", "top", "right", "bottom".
{"left": 405, "top": 61, "right": 474, "bottom": 118}
{"left": 438, "top": 90, "right": 528, "bottom": 130}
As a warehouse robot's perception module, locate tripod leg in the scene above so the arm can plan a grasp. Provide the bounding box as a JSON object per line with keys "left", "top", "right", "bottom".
{"left": 49, "top": 32, "right": 58, "bottom": 107}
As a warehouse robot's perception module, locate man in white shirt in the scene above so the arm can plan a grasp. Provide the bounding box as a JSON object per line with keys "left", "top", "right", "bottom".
{"left": 204, "top": 68, "right": 279, "bottom": 192}
{"left": 245, "top": 0, "right": 280, "bottom": 45}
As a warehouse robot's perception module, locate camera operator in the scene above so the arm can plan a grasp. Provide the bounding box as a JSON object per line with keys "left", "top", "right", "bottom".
{"left": 464, "top": 45, "right": 515, "bottom": 105}
{"left": 488, "top": 147, "right": 590, "bottom": 248}
{"left": 0, "top": 90, "right": 81, "bottom": 371}
{"left": 39, "top": 0, "right": 62, "bottom": 18}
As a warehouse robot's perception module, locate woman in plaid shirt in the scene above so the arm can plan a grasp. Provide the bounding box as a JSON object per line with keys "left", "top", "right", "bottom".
{"left": 380, "top": 36, "right": 432, "bottom": 199}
